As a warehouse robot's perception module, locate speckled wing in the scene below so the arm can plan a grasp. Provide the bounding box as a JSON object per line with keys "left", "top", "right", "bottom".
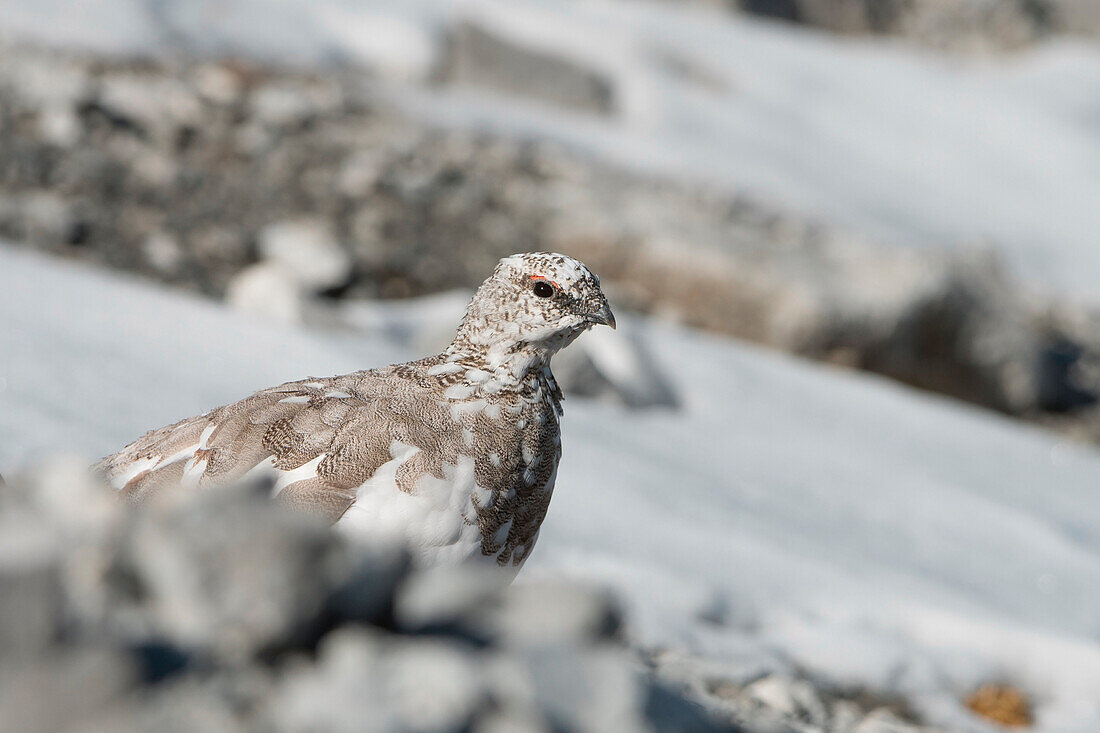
{"left": 95, "top": 358, "right": 453, "bottom": 523}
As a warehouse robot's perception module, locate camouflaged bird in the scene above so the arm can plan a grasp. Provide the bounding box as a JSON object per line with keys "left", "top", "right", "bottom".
{"left": 96, "top": 253, "right": 615, "bottom": 570}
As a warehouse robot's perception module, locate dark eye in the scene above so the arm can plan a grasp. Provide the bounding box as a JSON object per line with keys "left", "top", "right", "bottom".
{"left": 532, "top": 280, "right": 555, "bottom": 298}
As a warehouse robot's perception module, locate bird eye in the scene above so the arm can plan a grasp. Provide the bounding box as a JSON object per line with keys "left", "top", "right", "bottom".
{"left": 532, "top": 280, "right": 555, "bottom": 298}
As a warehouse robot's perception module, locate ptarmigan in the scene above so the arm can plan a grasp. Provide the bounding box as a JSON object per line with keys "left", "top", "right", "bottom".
{"left": 96, "top": 252, "right": 615, "bottom": 571}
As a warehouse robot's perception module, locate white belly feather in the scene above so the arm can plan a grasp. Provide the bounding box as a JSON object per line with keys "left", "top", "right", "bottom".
{"left": 335, "top": 440, "right": 493, "bottom": 567}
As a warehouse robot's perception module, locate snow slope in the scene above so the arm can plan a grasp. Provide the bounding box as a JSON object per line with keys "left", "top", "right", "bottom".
{"left": 3, "top": 0, "right": 1100, "bottom": 300}
{"left": 3, "top": 243, "right": 1099, "bottom": 732}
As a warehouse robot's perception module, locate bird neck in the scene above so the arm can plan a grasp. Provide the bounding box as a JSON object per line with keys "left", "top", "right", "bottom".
{"left": 446, "top": 295, "right": 586, "bottom": 388}
{"left": 443, "top": 337, "right": 556, "bottom": 388}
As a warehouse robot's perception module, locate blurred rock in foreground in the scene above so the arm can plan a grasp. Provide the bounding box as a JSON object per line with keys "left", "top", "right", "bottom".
{"left": 0, "top": 460, "right": 732, "bottom": 733}
{"left": 0, "top": 461, "right": 947, "bottom": 733}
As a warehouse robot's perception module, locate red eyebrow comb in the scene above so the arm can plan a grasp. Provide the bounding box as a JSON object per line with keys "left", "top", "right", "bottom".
{"left": 530, "top": 274, "right": 560, "bottom": 288}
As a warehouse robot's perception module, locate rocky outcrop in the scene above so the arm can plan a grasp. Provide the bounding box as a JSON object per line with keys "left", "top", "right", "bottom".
{"left": 0, "top": 461, "right": 737, "bottom": 733}
{"left": 0, "top": 461, "right": 954, "bottom": 733}
{"left": 440, "top": 20, "right": 617, "bottom": 115}
{"left": 2, "top": 42, "right": 1100, "bottom": 431}
{"left": 735, "top": 0, "right": 1099, "bottom": 52}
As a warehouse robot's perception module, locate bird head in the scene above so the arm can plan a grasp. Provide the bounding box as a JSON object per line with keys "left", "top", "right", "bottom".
{"left": 449, "top": 252, "right": 615, "bottom": 373}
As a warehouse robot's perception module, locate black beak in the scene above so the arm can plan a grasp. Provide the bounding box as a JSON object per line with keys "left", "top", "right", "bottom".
{"left": 589, "top": 298, "right": 616, "bottom": 330}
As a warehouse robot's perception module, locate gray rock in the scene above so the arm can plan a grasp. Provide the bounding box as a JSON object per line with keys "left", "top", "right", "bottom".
{"left": 250, "top": 80, "right": 342, "bottom": 127}
{"left": 142, "top": 230, "right": 184, "bottom": 275}
{"left": 441, "top": 20, "right": 616, "bottom": 115}
{"left": 37, "top": 106, "right": 82, "bottom": 147}
{"left": 87, "top": 677, "right": 249, "bottom": 733}
{"left": 745, "top": 675, "right": 829, "bottom": 728}
{"left": 4, "top": 457, "right": 120, "bottom": 535}
{"left": 0, "top": 47, "right": 90, "bottom": 108}
{"left": 338, "top": 148, "right": 389, "bottom": 198}
{"left": 96, "top": 74, "right": 204, "bottom": 141}
{"left": 0, "top": 648, "right": 136, "bottom": 733}
{"left": 521, "top": 647, "right": 649, "bottom": 731}
{"left": 740, "top": 0, "right": 890, "bottom": 34}
{"left": 0, "top": 464, "right": 741, "bottom": 733}
{"left": 396, "top": 568, "right": 622, "bottom": 650}
{"left": 490, "top": 580, "right": 623, "bottom": 648}
{"left": 225, "top": 262, "right": 310, "bottom": 326}
{"left": 0, "top": 541, "right": 63, "bottom": 657}
{"left": 395, "top": 562, "right": 511, "bottom": 633}
{"left": 830, "top": 700, "right": 866, "bottom": 733}
{"left": 190, "top": 64, "right": 243, "bottom": 106}
{"left": 269, "top": 629, "right": 485, "bottom": 733}
{"left": 258, "top": 218, "right": 352, "bottom": 293}
{"left": 554, "top": 324, "right": 679, "bottom": 409}
{"left": 1055, "top": 0, "right": 1100, "bottom": 36}
{"left": 853, "top": 709, "right": 925, "bottom": 733}
{"left": 734, "top": 0, "right": 1100, "bottom": 51}
{"left": 474, "top": 710, "right": 552, "bottom": 733}
{"left": 101, "top": 484, "right": 338, "bottom": 661}
{"left": 19, "top": 192, "right": 77, "bottom": 245}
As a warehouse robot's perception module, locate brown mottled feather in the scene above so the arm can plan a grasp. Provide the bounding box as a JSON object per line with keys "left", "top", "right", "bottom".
{"left": 97, "top": 252, "right": 613, "bottom": 568}
{"left": 95, "top": 356, "right": 564, "bottom": 565}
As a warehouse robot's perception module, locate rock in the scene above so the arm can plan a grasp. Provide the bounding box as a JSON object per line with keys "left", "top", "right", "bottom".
{"left": 101, "top": 484, "right": 340, "bottom": 661}
{"left": 96, "top": 74, "right": 204, "bottom": 140}
{"left": 474, "top": 710, "right": 551, "bottom": 733}
{"left": 554, "top": 324, "right": 679, "bottom": 409}
{"left": 324, "top": 545, "right": 411, "bottom": 627}
{"left": 441, "top": 20, "right": 616, "bottom": 115}
{"left": 89, "top": 677, "right": 249, "bottom": 733}
{"left": 0, "top": 544, "right": 63, "bottom": 657}
{"left": 142, "top": 231, "right": 184, "bottom": 275}
{"left": 191, "top": 64, "right": 243, "bottom": 106}
{"left": 338, "top": 149, "right": 389, "bottom": 198}
{"left": 0, "top": 649, "right": 136, "bottom": 733}
{"left": 7, "top": 457, "right": 120, "bottom": 535}
{"left": 745, "top": 675, "right": 828, "bottom": 728}
{"left": 0, "top": 47, "right": 90, "bottom": 109}
{"left": 1056, "top": 0, "right": 1100, "bottom": 36}
{"left": 19, "top": 192, "right": 77, "bottom": 245}
{"left": 741, "top": 0, "right": 889, "bottom": 33}
{"left": 269, "top": 629, "right": 485, "bottom": 733}
{"left": 491, "top": 581, "right": 623, "bottom": 648}
{"left": 734, "top": 0, "right": 1100, "bottom": 51}
{"left": 395, "top": 562, "right": 511, "bottom": 637}
{"left": 1036, "top": 337, "right": 1098, "bottom": 413}
{"left": 130, "top": 150, "right": 179, "bottom": 187}
{"left": 37, "top": 106, "right": 82, "bottom": 147}
{"left": 225, "top": 262, "right": 310, "bottom": 326}
{"left": 830, "top": 700, "right": 866, "bottom": 732}
{"left": 0, "top": 464, "right": 746, "bottom": 733}
{"left": 250, "top": 80, "right": 342, "bottom": 128}
{"left": 644, "top": 682, "right": 752, "bottom": 733}
{"left": 854, "top": 709, "right": 924, "bottom": 732}
{"left": 258, "top": 218, "right": 352, "bottom": 293}
{"left": 520, "top": 647, "right": 648, "bottom": 731}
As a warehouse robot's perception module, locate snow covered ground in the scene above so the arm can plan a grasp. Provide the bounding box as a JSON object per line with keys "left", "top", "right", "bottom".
{"left": 3, "top": 0, "right": 1100, "bottom": 302}
{"left": 3, "top": 243, "right": 1100, "bottom": 732}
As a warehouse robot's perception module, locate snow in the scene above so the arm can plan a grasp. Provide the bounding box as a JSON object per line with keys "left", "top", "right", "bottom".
{"left": 3, "top": 0, "right": 1100, "bottom": 301}
{"left": 3, "top": 243, "right": 1100, "bottom": 732}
